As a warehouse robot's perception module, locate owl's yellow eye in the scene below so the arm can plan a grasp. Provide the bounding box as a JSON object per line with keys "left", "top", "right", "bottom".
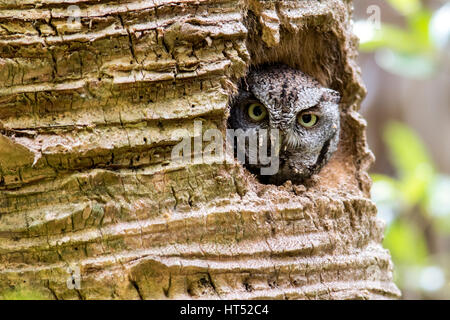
{"left": 247, "top": 103, "right": 267, "bottom": 121}
{"left": 298, "top": 112, "right": 318, "bottom": 128}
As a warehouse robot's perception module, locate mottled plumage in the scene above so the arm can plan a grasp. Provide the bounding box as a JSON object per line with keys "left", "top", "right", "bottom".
{"left": 228, "top": 64, "right": 341, "bottom": 185}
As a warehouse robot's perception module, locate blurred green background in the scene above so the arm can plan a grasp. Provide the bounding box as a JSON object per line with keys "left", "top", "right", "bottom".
{"left": 354, "top": 0, "right": 450, "bottom": 299}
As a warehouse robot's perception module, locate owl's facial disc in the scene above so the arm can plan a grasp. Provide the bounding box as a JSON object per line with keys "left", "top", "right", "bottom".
{"left": 227, "top": 64, "right": 341, "bottom": 185}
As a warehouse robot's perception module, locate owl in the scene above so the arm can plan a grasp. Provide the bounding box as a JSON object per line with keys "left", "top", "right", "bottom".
{"left": 228, "top": 64, "right": 341, "bottom": 185}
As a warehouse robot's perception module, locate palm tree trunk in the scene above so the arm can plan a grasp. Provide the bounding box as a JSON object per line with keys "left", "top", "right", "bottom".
{"left": 0, "top": 0, "right": 400, "bottom": 299}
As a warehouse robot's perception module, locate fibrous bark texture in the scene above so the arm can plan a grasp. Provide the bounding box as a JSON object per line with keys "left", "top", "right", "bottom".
{"left": 0, "top": 0, "right": 400, "bottom": 299}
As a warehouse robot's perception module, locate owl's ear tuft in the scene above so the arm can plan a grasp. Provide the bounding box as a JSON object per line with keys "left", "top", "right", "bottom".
{"left": 323, "top": 88, "right": 341, "bottom": 104}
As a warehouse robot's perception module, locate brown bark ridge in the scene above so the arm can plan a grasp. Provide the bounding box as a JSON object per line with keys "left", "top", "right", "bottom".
{"left": 0, "top": 0, "right": 401, "bottom": 299}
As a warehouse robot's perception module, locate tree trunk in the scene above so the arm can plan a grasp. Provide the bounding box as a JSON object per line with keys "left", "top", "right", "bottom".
{"left": 0, "top": 0, "right": 400, "bottom": 299}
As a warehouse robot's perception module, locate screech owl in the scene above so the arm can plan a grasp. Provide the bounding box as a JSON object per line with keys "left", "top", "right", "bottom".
{"left": 228, "top": 64, "right": 341, "bottom": 185}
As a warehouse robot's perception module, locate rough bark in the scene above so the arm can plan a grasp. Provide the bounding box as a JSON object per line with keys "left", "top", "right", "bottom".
{"left": 0, "top": 0, "right": 400, "bottom": 299}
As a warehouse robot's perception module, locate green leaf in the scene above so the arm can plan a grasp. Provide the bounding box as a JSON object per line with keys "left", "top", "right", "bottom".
{"left": 383, "top": 122, "right": 435, "bottom": 206}
{"left": 407, "top": 10, "right": 433, "bottom": 50}
{"left": 359, "top": 24, "right": 427, "bottom": 54}
{"left": 375, "top": 49, "right": 436, "bottom": 79}
{"left": 384, "top": 218, "right": 428, "bottom": 265}
{"left": 371, "top": 173, "right": 399, "bottom": 186}
{"left": 357, "top": 5, "right": 436, "bottom": 59}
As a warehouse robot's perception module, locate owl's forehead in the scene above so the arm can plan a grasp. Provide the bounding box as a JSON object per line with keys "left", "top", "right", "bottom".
{"left": 247, "top": 65, "right": 324, "bottom": 115}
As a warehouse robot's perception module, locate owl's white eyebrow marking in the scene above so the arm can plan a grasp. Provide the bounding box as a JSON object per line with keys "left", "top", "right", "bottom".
{"left": 293, "top": 87, "right": 323, "bottom": 112}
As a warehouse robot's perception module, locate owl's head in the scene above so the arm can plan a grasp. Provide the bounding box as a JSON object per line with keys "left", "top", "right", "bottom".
{"left": 228, "top": 64, "right": 341, "bottom": 185}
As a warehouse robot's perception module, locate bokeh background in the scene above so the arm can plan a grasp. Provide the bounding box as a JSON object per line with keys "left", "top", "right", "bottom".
{"left": 353, "top": 0, "right": 450, "bottom": 299}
